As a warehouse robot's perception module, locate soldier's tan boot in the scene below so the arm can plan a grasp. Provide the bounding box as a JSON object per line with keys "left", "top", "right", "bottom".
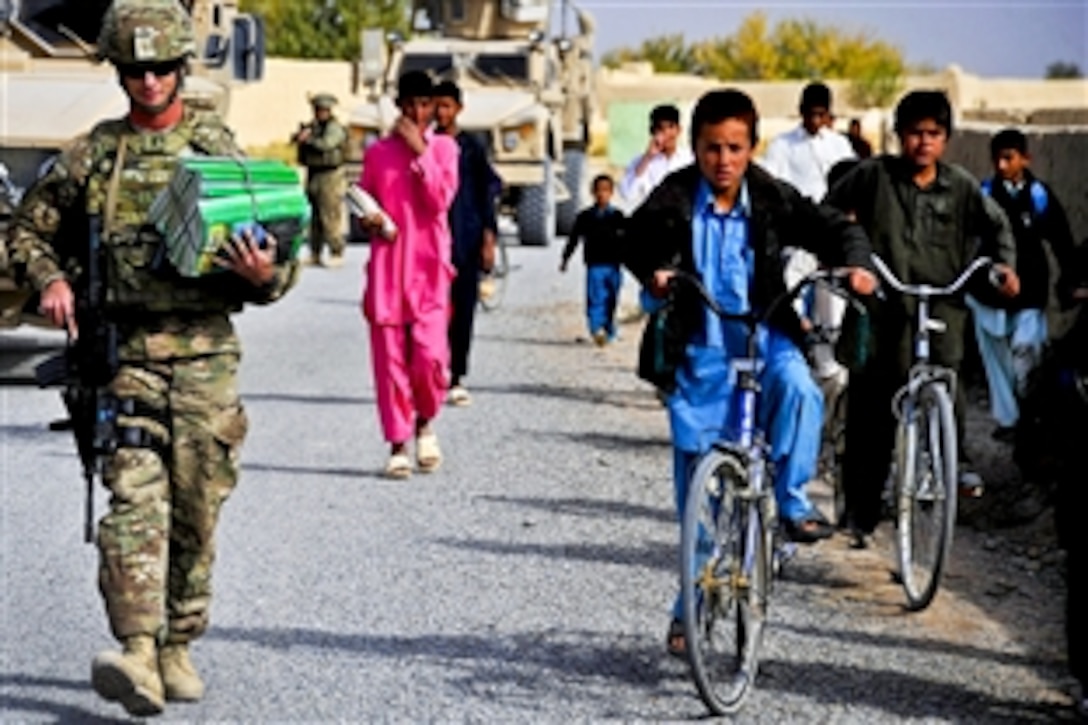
{"left": 159, "top": 643, "right": 205, "bottom": 702}
{"left": 91, "top": 635, "right": 165, "bottom": 716}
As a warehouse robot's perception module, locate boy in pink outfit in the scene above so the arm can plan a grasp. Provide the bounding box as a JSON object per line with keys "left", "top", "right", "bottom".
{"left": 359, "top": 71, "right": 460, "bottom": 478}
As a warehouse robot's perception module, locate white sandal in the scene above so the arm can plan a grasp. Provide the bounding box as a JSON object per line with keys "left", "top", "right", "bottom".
{"left": 384, "top": 452, "right": 413, "bottom": 479}
{"left": 416, "top": 432, "right": 443, "bottom": 473}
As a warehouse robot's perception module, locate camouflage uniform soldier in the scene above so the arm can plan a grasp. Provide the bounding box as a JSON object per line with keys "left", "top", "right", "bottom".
{"left": 292, "top": 93, "right": 348, "bottom": 267}
{"left": 5, "top": 0, "right": 297, "bottom": 716}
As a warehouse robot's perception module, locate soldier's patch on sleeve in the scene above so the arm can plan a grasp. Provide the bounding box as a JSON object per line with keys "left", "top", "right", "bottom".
{"left": 133, "top": 26, "right": 161, "bottom": 62}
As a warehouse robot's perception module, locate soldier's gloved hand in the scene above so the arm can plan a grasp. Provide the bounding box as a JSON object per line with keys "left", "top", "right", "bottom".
{"left": 216, "top": 231, "right": 276, "bottom": 287}
{"left": 40, "top": 278, "right": 77, "bottom": 336}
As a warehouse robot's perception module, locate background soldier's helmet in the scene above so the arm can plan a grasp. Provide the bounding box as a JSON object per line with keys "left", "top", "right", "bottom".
{"left": 310, "top": 93, "right": 338, "bottom": 109}
{"left": 97, "top": 0, "right": 196, "bottom": 65}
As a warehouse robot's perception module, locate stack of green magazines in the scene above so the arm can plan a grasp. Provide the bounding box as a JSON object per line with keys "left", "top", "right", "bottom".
{"left": 150, "top": 157, "right": 310, "bottom": 277}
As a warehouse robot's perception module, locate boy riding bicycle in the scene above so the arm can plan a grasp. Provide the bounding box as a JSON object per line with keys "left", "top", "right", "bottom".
{"left": 824, "top": 90, "right": 1020, "bottom": 544}
{"left": 622, "top": 89, "right": 876, "bottom": 656}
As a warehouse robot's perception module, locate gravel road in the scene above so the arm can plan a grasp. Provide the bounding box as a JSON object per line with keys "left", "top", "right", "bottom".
{"left": 0, "top": 240, "right": 1078, "bottom": 722}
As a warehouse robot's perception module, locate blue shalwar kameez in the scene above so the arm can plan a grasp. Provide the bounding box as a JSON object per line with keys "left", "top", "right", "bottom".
{"left": 666, "top": 180, "right": 823, "bottom": 617}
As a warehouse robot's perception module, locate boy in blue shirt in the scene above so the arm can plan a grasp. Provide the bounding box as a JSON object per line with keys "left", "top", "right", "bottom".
{"left": 623, "top": 89, "right": 876, "bottom": 655}
{"left": 560, "top": 174, "right": 627, "bottom": 346}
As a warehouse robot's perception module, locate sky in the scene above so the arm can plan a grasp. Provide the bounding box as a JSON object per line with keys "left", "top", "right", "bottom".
{"left": 570, "top": 0, "right": 1087, "bottom": 78}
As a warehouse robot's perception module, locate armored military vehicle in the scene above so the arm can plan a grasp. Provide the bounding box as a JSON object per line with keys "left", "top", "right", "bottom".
{"left": 0, "top": 0, "right": 265, "bottom": 380}
{"left": 348, "top": 0, "right": 596, "bottom": 247}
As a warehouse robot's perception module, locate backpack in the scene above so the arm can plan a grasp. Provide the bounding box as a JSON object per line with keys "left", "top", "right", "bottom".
{"left": 980, "top": 177, "right": 1049, "bottom": 220}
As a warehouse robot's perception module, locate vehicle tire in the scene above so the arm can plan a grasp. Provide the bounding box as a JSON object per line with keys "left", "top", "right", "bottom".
{"left": 681, "top": 449, "right": 766, "bottom": 716}
{"left": 478, "top": 237, "right": 510, "bottom": 312}
{"left": 895, "top": 382, "right": 957, "bottom": 611}
{"left": 516, "top": 159, "right": 555, "bottom": 247}
{"left": 555, "top": 148, "right": 586, "bottom": 237}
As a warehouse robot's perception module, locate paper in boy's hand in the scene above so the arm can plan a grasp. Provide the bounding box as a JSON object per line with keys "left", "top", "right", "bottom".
{"left": 345, "top": 185, "right": 397, "bottom": 239}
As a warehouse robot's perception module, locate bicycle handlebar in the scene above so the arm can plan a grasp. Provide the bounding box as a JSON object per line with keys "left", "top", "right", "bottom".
{"left": 670, "top": 267, "right": 857, "bottom": 327}
{"left": 869, "top": 254, "right": 996, "bottom": 299}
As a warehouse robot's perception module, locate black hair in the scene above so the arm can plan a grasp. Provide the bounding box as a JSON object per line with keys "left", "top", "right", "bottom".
{"left": 433, "top": 80, "right": 462, "bottom": 105}
{"left": 894, "top": 90, "right": 954, "bottom": 137}
{"left": 800, "top": 82, "right": 832, "bottom": 112}
{"left": 397, "top": 70, "right": 434, "bottom": 101}
{"left": 990, "top": 128, "right": 1028, "bottom": 158}
{"left": 827, "top": 158, "right": 859, "bottom": 189}
{"left": 650, "top": 104, "right": 681, "bottom": 130}
{"left": 689, "top": 89, "right": 759, "bottom": 149}
{"left": 591, "top": 173, "right": 614, "bottom": 191}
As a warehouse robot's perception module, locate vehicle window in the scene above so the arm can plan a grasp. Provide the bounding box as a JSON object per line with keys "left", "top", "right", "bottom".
{"left": 400, "top": 54, "right": 454, "bottom": 77}
{"left": 475, "top": 54, "right": 528, "bottom": 80}
{"left": 16, "top": 0, "right": 112, "bottom": 44}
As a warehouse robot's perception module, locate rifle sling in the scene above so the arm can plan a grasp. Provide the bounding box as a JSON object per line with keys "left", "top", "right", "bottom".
{"left": 103, "top": 135, "right": 129, "bottom": 232}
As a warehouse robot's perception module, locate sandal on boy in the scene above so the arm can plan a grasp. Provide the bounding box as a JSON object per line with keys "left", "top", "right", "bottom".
{"left": 665, "top": 618, "right": 686, "bottom": 658}
{"left": 783, "top": 510, "right": 834, "bottom": 544}
{"left": 416, "top": 432, "right": 443, "bottom": 473}
{"left": 384, "top": 452, "right": 413, "bottom": 479}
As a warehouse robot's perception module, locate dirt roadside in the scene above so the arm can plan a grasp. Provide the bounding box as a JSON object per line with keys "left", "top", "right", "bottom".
{"left": 804, "top": 379, "right": 1076, "bottom": 713}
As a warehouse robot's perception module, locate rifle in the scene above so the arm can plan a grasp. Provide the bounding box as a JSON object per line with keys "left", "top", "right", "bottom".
{"left": 35, "top": 216, "right": 119, "bottom": 543}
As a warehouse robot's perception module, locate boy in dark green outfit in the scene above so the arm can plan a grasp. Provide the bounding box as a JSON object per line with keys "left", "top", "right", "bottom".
{"left": 825, "top": 90, "right": 1019, "bottom": 542}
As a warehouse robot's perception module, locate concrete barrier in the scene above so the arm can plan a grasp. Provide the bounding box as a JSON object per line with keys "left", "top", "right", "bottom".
{"left": 946, "top": 123, "right": 1088, "bottom": 243}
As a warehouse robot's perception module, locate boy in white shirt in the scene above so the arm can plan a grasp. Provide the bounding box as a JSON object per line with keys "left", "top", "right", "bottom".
{"left": 761, "top": 82, "right": 856, "bottom": 201}
{"left": 620, "top": 104, "right": 694, "bottom": 212}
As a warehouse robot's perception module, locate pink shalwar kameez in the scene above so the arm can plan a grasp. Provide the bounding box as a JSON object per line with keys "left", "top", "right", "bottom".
{"left": 360, "top": 131, "right": 460, "bottom": 444}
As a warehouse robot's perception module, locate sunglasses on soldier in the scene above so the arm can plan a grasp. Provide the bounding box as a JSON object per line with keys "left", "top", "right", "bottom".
{"left": 118, "top": 60, "right": 182, "bottom": 80}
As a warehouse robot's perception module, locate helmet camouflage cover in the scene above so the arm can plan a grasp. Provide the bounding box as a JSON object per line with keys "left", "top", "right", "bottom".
{"left": 98, "top": 0, "right": 197, "bottom": 65}
{"left": 310, "top": 93, "right": 338, "bottom": 109}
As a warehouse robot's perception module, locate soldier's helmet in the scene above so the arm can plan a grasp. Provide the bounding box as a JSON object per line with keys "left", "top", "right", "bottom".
{"left": 311, "top": 93, "right": 339, "bottom": 109}
{"left": 97, "top": 0, "right": 196, "bottom": 66}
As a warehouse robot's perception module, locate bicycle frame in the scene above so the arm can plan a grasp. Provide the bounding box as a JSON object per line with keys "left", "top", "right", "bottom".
{"left": 678, "top": 268, "right": 855, "bottom": 566}
{"left": 869, "top": 254, "right": 992, "bottom": 417}
{"left": 869, "top": 252, "right": 995, "bottom": 609}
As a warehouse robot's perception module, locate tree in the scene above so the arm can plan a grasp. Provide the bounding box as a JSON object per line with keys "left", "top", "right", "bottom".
{"left": 601, "top": 33, "right": 698, "bottom": 74}
{"left": 239, "top": 0, "right": 409, "bottom": 59}
{"left": 603, "top": 12, "right": 907, "bottom": 106}
{"left": 1045, "top": 61, "right": 1083, "bottom": 79}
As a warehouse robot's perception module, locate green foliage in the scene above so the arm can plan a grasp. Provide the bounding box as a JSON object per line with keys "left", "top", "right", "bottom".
{"left": 604, "top": 12, "right": 907, "bottom": 107}
{"left": 1045, "top": 61, "right": 1083, "bottom": 79}
{"left": 239, "top": 0, "right": 408, "bottom": 59}
{"left": 601, "top": 33, "right": 696, "bottom": 74}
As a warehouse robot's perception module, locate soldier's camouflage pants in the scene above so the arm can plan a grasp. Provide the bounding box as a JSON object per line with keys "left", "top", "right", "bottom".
{"left": 307, "top": 169, "right": 345, "bottom": 258}
{"left": 98, "top": 354, "right": 248, "bottom": 644}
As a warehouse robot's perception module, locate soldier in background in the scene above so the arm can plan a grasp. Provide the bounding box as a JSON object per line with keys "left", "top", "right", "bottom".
{"left": 292, "top": 93, "right": 347, "bottom": 267}
{"left": 5, "top": 0, "right": 297, "bottom": 715}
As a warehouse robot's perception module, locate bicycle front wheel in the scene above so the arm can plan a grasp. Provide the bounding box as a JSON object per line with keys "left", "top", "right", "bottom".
{"left": 681, "top": 449, "right": 768, "bottom": 715}
{"left": 895, "top": 382, "right": 958, "bottom": 611}
{"left": 478, "top": 238, "right": 509, "bottom": 312}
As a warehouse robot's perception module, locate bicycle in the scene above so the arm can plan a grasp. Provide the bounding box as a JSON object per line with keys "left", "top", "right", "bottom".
{"left": 477, "top": 232, "right": 510, "bottom": 312}
{"left": 676, "top": 267, "right": 855, "bottom": 715}
{"left": 868, "top": 253, "right": 1000, "bottom": 611}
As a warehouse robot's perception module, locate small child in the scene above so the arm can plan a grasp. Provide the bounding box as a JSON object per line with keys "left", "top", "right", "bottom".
{"left": 560, "top": 174, "right": 627, "bottom": 346}
{"left": 966, "top": 128, "right": 1077, "bottom": 442}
